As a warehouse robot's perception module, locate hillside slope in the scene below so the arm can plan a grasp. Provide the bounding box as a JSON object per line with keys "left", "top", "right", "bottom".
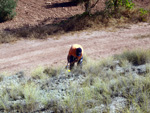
{"left": 1, "top": 0, "right": 149, "bottom": 30}
{"left": 0, "top": 0, "right": 105, "bottom": 30}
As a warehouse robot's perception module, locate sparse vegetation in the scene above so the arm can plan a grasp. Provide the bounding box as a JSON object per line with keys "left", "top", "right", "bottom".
{"left": 31, "top": 66, "right": 47, "bottom": 79}
{"left": 0, "top": 49, "right": 150, "bottom": 112}
{"left": 0, "top": 0, "right": 149, "bottom": 44}
{"left": 0, "top": 0, "right": 150, "bottom": 112}
{"left": 114, "top": 49, "right": 150, "bottom": 65}
{"left": 105, "top": 0, "right": 134, "bottom": 13}
{"left": 0, "top": 31, "right": 17, "bottom": 43}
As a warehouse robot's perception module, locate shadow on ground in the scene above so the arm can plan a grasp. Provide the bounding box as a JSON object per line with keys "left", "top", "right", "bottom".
{"left": 3, "top": 17, "right": 69, "bottom": 39}
{"left": 2, "top": 12, "right": 92, "bottom": 40}
{"left": 45, "top": 1, "right": 78, "bottom": 9}
{"left": 0, "top": 1, "right": 81, "bottom": 41}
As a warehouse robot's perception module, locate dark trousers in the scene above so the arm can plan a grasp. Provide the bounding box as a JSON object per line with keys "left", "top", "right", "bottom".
{"left": 69, "top": 56, "right": 83, "bottom": 70}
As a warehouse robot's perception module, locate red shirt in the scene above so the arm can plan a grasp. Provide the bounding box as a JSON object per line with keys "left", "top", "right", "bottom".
{"left": 68, "top": 44, "right": 83, "bottom": 60}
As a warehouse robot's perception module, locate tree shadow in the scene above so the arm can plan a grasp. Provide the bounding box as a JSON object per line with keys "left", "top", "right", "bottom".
{"left": 3, "top": 17, "right": 68, "bottom": 39}
{"left": 2, "top": 7, "right": 97, "bottom": 42}
{"left": 1, "top": 2, "right": 81, "bottom": 40}
{"left": 2, "top": 10, "right": 99, "bottom": 41}
{"left": 45, "top": 1, "right": 78, "bottom": 9}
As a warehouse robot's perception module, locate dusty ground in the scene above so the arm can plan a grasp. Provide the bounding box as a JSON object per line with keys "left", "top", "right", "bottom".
{"left": 0, "top": 22, "right": 150, "bottom": 73}
{"left": 0, "top": 0, "right": 150, "bottom": 73}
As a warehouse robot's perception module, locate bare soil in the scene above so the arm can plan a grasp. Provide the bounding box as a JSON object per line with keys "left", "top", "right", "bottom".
{"left": 1, "top": 23, "right": 150, "bottom": 73}
{"left": 0, "top": 0, "right": 150, "bottom": 73}
{"left": 0, "top": 0, "right": 105, "bottom": 30}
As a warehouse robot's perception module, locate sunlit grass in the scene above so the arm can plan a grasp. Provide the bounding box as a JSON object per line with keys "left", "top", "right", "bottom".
{"left": 30, "top": 66, "right": 48, "bottom": 79}
{"left": 1, "top": 49, "right": 150, "bottom": 112}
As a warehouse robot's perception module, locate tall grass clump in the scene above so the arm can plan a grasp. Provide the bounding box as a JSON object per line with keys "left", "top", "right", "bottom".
{"left": 23, "top": 82, "right": 41, "bottom": 111}
{"left": 0, "top": 31, "right": 17, "bottom": 44}
{"left": 82, "top": 54, "right": 100, "bottom": 75}
{"left": 88, "top": 69, "right": 150, "bottom": 112}
{"left": 30, "top": 65, "right": 61, "bottom": 79}
{"left": 0, "top": 0, "right": 18, "bottom": 22}
{"left": 30, "top": 66, "right": 47, "bottom": 79}
{"left": 83, "top": 55, "right": 117, "bottom": 78}
{"left": 114, "top": 49, "right": 150, "bottom": 65}
{"left": 109, "top": 76, "right": 150, "bottom": 112}
{"left": 62, "top": 85, "right": 95, "bottom": 113}
{"left": 0, "top": 91, "right": 9, "bottom": 111}
{"left": 43, "top": 66, "right": 63, "bottom": 77}
{"left": 0, "top": 83, "right": 24, "bottom": 111}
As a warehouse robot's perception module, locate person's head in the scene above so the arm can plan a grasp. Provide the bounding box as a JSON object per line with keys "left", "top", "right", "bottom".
{"left": 76, "top": 48, "right": 82, "bottom": 56}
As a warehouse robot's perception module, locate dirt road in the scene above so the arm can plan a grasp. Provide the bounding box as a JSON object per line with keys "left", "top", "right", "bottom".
{"left": 0, "top": 23, "right": 150, "bottom": 73}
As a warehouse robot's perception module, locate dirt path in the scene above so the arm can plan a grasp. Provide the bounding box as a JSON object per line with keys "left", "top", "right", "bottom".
{"left": 0, "top": 23, "right": 150, "bottom": 73}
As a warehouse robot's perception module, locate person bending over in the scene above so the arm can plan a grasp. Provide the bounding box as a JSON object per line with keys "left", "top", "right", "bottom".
{"left": 67, "top": 44, "right": 83, "bottom": 70}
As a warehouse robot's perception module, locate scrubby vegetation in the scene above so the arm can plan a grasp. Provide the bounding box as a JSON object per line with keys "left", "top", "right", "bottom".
{"left": 0, "top": 49, "right": 150, "bottom": 112}
{"left": 0, "top": 0, "right": 150, "bottom": 43}
{"left": 62, "top": 0, "right": 150, "bottom": 32}
{"left": 0, "top": 0, "right": 18, "bottom": 22}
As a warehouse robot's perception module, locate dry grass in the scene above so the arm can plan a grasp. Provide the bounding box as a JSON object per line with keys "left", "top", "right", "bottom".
{"left": 1, "top": 49, "right": 150, "bottom": 112}
{"left": 114, "top": 49, "right": 150, "bottom": 65}
{"left": 134, "top": 33, "right": 150, "bottom": 39}
{"left": 0, "top": 32, "right": 17, "bottom": 44}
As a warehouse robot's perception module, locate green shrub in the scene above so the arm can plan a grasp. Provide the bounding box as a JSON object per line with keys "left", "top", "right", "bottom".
{"left": 138, "top": 8, "right": 149, "bottom": 22}
{"left": 0, "top": 0, "right": 18, "bottom": 22}
{"left": 105, "top": 0, "right": 134, "bottom": 13}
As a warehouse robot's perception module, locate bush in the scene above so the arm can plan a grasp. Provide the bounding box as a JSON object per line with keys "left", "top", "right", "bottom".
{"left": 0, "top": 0, "right": 18, "bottom": 22}
{"left": 105, "top": 0, "right": 134, "bottom": 11}
{"left": 114, "top": 50, "right": 150, "bottom": 65}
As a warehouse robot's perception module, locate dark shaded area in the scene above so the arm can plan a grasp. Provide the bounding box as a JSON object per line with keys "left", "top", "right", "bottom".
{"left": 3, "top": 17, "right": 69, "bottom": 39}
{"left": 0, "top": 17, "right": 13, "bottom": 23}
{"left": 2, "top": 13, "right": 93, "bottom": 40}
{"left": 0, "top": 19, "right": 5, "bottom": 23}
{"left": 45, "top": 2, "right": 78, "bottom": 9}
